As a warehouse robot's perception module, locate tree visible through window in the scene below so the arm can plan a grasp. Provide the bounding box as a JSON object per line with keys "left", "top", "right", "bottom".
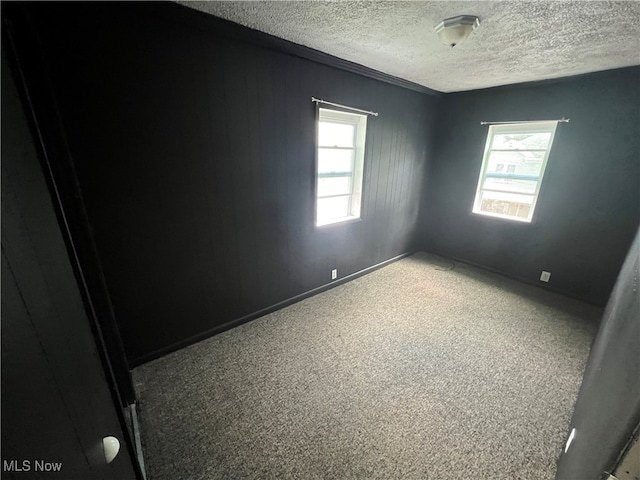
{"left": 472, "top": 121, "right": 559, "bottom": 222}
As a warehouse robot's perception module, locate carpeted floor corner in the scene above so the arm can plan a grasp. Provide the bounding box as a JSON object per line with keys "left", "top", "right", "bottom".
{"left": 132, "top": 252, "right": 601, "bottom": 480}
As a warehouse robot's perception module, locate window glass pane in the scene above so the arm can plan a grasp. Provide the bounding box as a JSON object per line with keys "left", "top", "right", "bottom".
{"left": 478, "top": 191, "right": 534, "bottom": 219}
{"left": 492, "top": 132, "right": 551, "bottom": 150}
{"left": 318, "top": 148, "right": 353, "bottom": 174}
{"left": 474, "top": 123, "right": 557, "bottom": 222}
{"left": 319, "top": 122, "right": 355, "bottom": 148}
{"left": 317, "top": 196, "right": 350, "bottom": 223}
{"left": 487, "top": 151, "right": 545, "bottom": 177}
{"left": 483, "top": 178, "right": 538, "bottom": 195}
{"left": 318, "top": 177, "right": 351, "bottom": 197}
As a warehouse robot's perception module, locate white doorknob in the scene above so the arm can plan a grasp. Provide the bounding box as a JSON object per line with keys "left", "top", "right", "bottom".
{"left": 102, "top": 436, "right": 121, "bottom": 464}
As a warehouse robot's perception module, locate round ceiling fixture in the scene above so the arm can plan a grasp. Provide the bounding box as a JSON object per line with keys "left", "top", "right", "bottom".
{"left": 435, "top": 15, "right": 480, "bottom": 48}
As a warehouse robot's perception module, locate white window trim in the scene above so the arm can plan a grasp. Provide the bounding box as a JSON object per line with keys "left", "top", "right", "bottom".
{"left": 315, "top": 108, "right": 367, "bottom": 227}
{"left": 472, "top": 121, "right": 558, "bottom": 223}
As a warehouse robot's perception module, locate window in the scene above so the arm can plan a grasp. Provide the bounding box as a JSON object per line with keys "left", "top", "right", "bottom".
{"left": 315, "top": 108, "right": 367, "bottom": 226}
{"left": 472, "top": 121, "right": 558, "bottom": 222}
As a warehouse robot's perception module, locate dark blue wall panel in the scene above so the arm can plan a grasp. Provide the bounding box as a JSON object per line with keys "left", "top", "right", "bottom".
{"left": 421, "top": 68, "right": 640, "bottom": 305}
{"left": 25, "top": 3, "right": 439, "bottom": 365}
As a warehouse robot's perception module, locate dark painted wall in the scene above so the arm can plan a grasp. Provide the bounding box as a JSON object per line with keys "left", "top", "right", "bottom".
{"left": 421, "top": 68, "right": 640, "bottom": 305}
{"left": 25, "top": 3, "right": 438, "bottom": 365}
{"left": 555, "top": 227, "right": 639, "bottom": 480}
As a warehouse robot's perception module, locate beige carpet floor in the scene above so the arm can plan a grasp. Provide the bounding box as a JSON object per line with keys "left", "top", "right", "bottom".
{"left": 133, "top": 252, "right": 601, "bottom": 479}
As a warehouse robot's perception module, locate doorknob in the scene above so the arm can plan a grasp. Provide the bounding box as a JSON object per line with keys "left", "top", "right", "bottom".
{"left": 102, "top": 436, "right": 121, "bottom": 464}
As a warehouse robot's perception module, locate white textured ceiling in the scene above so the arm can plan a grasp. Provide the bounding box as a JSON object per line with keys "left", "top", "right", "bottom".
{"left": 178, "top": 1, "right": 640, "bottom": 93}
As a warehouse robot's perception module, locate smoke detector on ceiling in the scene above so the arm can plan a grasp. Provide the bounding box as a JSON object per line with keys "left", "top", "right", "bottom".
{"left": 435, "top": 15, "right": 480, "bottom": 48}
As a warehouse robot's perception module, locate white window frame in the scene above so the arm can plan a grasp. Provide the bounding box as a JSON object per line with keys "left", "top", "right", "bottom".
{"left": 315, "top": 108, "right": 367, "bottom": 227}
{"left": 472, "top": 121, "right": 558, "bottom": 223}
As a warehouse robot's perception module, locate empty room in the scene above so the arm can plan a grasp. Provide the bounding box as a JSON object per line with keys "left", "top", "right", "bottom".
{"left": 2, "top": 1, "right": 639, "bottom": 480}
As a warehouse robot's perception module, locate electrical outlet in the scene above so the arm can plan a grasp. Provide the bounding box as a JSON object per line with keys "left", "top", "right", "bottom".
{"left": 540, "top": 271, "right": 551, "bottom": 282}
{"left": 331, "top": 269, "right": 337, "bottom": 280}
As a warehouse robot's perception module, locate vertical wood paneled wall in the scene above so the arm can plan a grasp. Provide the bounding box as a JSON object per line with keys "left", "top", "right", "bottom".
{"left": 27, "top": 4, "right": 439, "bottom": 364}
{"left": 420, "top": 67, "right": 640, "bottom": 306}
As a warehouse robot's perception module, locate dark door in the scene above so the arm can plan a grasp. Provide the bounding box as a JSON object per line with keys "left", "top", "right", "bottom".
{"left": 555, "top": 227, "right": 640, "bottom": 479}
{"left": 1, "top": 47, "right": 139, "bottom": 479}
